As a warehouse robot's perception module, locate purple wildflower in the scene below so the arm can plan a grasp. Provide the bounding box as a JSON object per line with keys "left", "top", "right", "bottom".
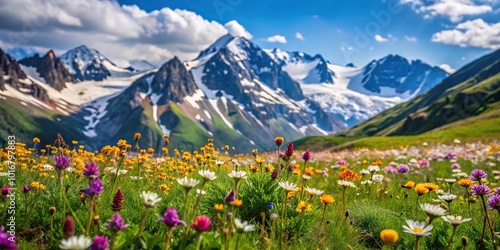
{"left": 337, "top": 159, "right": 347, "bottom": 165}
{"left": 224, "top": 189, "right": 236, "bottom": 204}
{"left": 418, "top": 159, "right": 430, "bottom": 167}
{"left": 90, "top": 236, "right": 109, "bottom": 250}
{"left": 384, "top": 166, "right": 397, "bottom": 174}
{"left": 63, "top": 215, "right": 74, "bottom": 239}
{"left": 22, "top": 185, "right": 31, "bottom": 194}
{"left": 271, "top": 169, "right": 278, "bottom": 179}
{"left": 488, "top": 194, "right": 500, "bottom": 210}
{"left": 469, "top": 169, "right": 487, "bottom": 181}
{"left": 494, "top": 188, "right": 500, "bottom": 195}
{"left": 192, "top": 216, "right": 211, "bottom": 232}
{"left": 282, "top": 142, "right": 294, "bottom": 160}
{"left": 83, "top": 162, "right": 100, "bottom": 180}
{"left": 54, "top": 155, "right": 71, "bottom": 170}
{"left": 345, "top": 209, "right": 350, "bottom": 218}
{"left": 0, "top": 227, "right": 17, "bottom": 249}
{"left": 107, "top": 213, "right": 127, "bottom": 232}
{"left": 397, "top": 164, "right": 410, "bottom": 174}
{"left": 451, "top": 163, "right": 461, "bottom": 169}
{"left": 84, "top": 179, "right": 103, "bottom": 196}
{"left": 158, "top": 208, "right": 186, "bottom": 228}
{"left": 1, "top": 186, "right": 11, "bottom": 196}
{"left": 472, "top": 184, "right": 490, "bottom": 196}
{"left": 302, "top": 150, "right": 311, "bottom": 162}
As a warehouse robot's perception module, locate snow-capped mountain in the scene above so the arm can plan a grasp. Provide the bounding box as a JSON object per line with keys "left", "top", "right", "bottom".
{"left": 59, "top": 45, "right": 135, "bottom": 81}
{"left": 128, "top": 60, "right": 157, "bottom": 71}
{"left": 266, "top": 49, "right": 335, "bottom": 84}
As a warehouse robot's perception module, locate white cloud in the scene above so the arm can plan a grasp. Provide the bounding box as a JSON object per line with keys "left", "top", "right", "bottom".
{"left": 432, "top": 19, "right": 500, "bottom": 49}
{"left": 439, "top": 64, "right": 456, "bottom": 73}
{"left": 224, "top": 20, "right": 253, "bottom": 39}
{"left": 400, "top": 0, "right": 494, "bottom": 22}
{"left": 405, "top": 36, "right": 418, "bottom": 42}
{"left": 0, "top": 0, "right": 249, "bottom": 65}
{"left": 295, "top": 32, "right": 305, "bottom": 41}
{"left": 266, "top": 35, "right": 287, "bottom": 44}
{"left": 374, "top": 34, "right": 388, "bottom": 42}
{"left": 341, "top": 46, "right": 354, "bottom": 51}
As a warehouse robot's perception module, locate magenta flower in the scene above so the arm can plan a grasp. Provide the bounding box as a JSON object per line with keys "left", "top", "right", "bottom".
{"left": 397, "top": 164, "right": 410, "bottom": 173}
{"left": 470, "top": 169, "right": 487, "bottom": 181}
{"left": 84, "top": 179, "right": 103, "bottom": 196}
{"left": 83, "top": 162, "right": 100, "bottom": 180}
{"left": 63, "top": 215, "right": 74, "bottom": 239}
{"left": 22, "top": 185, "right": 31, "bottom": 194}
{"left": 0, "top": 227, "right": 17, "bottom": 249}
{"left": 107, "top": 213, "right": 127, "bottom": 232}
{"left": 472, "top": 184, "right": 490, "bottom": 196}
{"left": 54, "top": 155, "right": 71, "bottom": 170}
{"left": 224, "top": 189, "right": 236, "bottom": 204}
{"left": 158, "top": 208, "right": 186, "bottom": 228}
{"left": 418, "top": 159, "right": 429, "bottom": 167}
{"left": 488, "top": 194, "right": 500, "bottom": 210}
{"left": 1, "top": 186, "right": 11, "bottom": 196}
{"left": 337, "top": 159, "right": 347, "bottom": 165}
{"left": 302, "top": 150, "right": 311, "bottom": 161}
{"left": 494, "top": 188, "right": 500, "bottom": 195}
{"left": 384, "top": 166, "right": 397, "bottom": 174}
{"left": 192, "top": 216, "right": 211, "bottom": 232}
{"left": 271, "top": 169, "right": 278, "bottom": 179}
{"left": 282, "top": 142, "right": 294, "bottom": 160}
{"left": 90, "top": 236, "right": 109, "bottom": 250}
{"left": 450, "top": 163, "right": 460, "bottom": 169}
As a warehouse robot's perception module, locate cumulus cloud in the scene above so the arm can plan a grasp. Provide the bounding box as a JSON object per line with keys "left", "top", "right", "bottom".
{"left": 405, "top": 36, "right": 417, "bottom": 42}
{"left": 439, "top": 64, "right": 456, "bottom": 73}
{"left": 266, "top": 35, "right": 287, "bottom": 44}
{"left": 224, "top": 20, "right": 253, "bottom": 39}
{"left": 400, "top": 0, "right": 494, "bottom": 22}
{"left": 295, "top": 32, "right": 305, "bottom": 41}
{"left": 432, "top": 19, "right": 500, "bottom": 49}
{"left": 374, "top": 34, "right": 388, "bottom": 42}
{"left": 0, "top": 0, "right": 247, "bottom": 65}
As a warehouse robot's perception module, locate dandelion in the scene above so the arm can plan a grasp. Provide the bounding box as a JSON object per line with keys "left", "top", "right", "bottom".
{"left": 380, "top": 229, "right": 399, "bottom": 245}
{"left": 402, "top": 220, "right": 433, "bottom": 250}
{"left": 59, "top": 235, "right": 92, "bottom": 250}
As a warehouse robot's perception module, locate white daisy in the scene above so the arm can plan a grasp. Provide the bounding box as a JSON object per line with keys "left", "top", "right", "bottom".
{"left": 215, "top": 160, "right": 225, "bottom": 165}
{"left": 228, "top": 170, "right": 248, "bottom": 180}
{"left": 445, "top": 178, "right": 456, "bottom": 184}
{"left": 372, "top": 174, "right": 384, "bottom": 183}
{"left": 367, "top": 165, "right": 380, "bottom": 172}
{"left": 302, "top": 174, "right": 312, "bottom": 180}
{"left": 305, "top": 187, "right": 324, "bottom": 196}
{"left": 438, "top": 194, "right": 457, "bottom": 202}
{"left": 337, "top": 180, "right": 357, "bottom": 188}
{"left": 176, "top": 177, "right": 200, "bottom": 188}
{"left": 403, "top": 220, "right": 433, "bottom": 236}
{"left": 278, "top": 181, "right": 298, "bottom": 192}
{"left": 198, "top": 170, "right": 217, "bottom": 181}
{"left": 420, "top": 203, "right": 447, "bottom": 217}
{"left": 359, "top": 169, "right": 370, "bottom": 175}
{"left": 441, "top": 215, "right": 471, "bottom": 226}
{"left": 59, "top": 235, "right": 92, "bottom": 250}
{"left": 196, "top": 189, "right": 206, "bottom": 195}
{"left": 361, "top": 180, "right": 372, "bottom": 185}
{"left": 140, "top": 191, "right": 162, "bottom": 208}
{"left": 234, "top": 218, "right": 256, "bottom": 233}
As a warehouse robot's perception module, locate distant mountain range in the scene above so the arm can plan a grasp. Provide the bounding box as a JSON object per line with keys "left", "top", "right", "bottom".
{"left": 0, "top": 34, "right": 451, "bottom": 151}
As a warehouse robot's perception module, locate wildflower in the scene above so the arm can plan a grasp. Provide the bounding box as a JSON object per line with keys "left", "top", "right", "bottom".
{"left": 296, "top": 201, "right": 312, "bottom": 213}
{"left": 224, "top": 189, "right": 236, "bottom": 204}
{"left": 274, "top": 136, "right": 284, "bottom": 147}
{"left": 402, "top": 181, "right": 415, "bottom": 189}
{"left": 469, "top": 169, "right": 487, "bottom": 181}
{"left": 441, "top": 215, "right": 471, "bottom": 226}
{"left": 302, "top": 150, "right": 311, "bottom": 161}
{"left": 471, "top": 184, "right": 490, "bottom": 196}
{"left": 451, "top": 163, "right": 460, "bottom": 169}
{"left": 339, "top": 170, "right": 361, "bottom": 180}
{"left": 228, "top": 170, "right": 248, "bottom": 180}
{"left": 380, "top": 229, "right": 399, "bottom": 245}
{"left": 337, "top": 180, "right": 357, "bottom": 188}
{"left": 22, "top": 185, "right": 31, "bottom": 194}
{"left": 367, "top": 165, "right": 380, "bottom": 172}
{"left": 488, "top": 194, "right": 500, "bottom": 210}
{"left": 270, "top": 213, "right": 279, "bottom": 220}
{"left": 59, "top": 235, "right": 92, "bottom": 250}
{"left": 398, "top": 164, "right": 410, "bottom": 173}
{"left": 158, "top": 208, "right": 186, "bottom": 227}
{"left": 83, "top": 162, "right": 100, "bottom": 180}
{"left": 214, "top": 204, "right": 224, "bottom": 211}
{"left": 84, "top": 179, "right": 103, "bottom": 196}
{"left": 287, "top": 192, "right": 296, "bottom": 198}
{"left": 423, "top": 183, "right": 439, "bottom": 191}
{"left": 278, "top": 181, "right": 298, "bottom": 192}
{"left": 372, "top": 174, "right": 384, "bottom": 183}
{"left": 176, "top": 177, "right": 200, "bottom": 189}
{"left": 63, "top": 215, "right": 75, "bottom": 238}
{"left": 90, "top": 236, "right": 109, "bottom": 250}
{"left": 359, "top": 169, "right": 370, "bottom": 175}
{"left": 49, "top": 206, "right": 56, "bottom": 216}
{"left": 198, "top": 170, "right": 216, "bottom": 181}
{"left": 111, "top": 189, "right": 124, "bottom": 212}
{"left": 420, "top": 203, "right": 447, "bottom": 218}
{"left": 233, "top": 199, "right": 243, "bottom": 207}
{"left": 415, "top": 184, "right": 429, "bottom": 196}
{"left": 439, "top": 194, "right": 457, "bottom": 203}
{"left": 134, "top": 132, "right": 141, "bottom": 141}
{"left": 31, "top": 181, "right": 46, "bottom": 190}
{"left": 320, "top": 194, "right": 335, "bottom": 205}
{"left": 106, "top": 213, "right": 128, "bottom": 232}
{"left": 55, "top": 155, "right": 71, "bottom": 170}
{"left": 192, "top": 216, "right": 211, "bottom": 232}
{"left": 271, "top": 169, "right": 278, "bottom": 179}
{"left": 282, "top": 142, "right": 294, "bottom": 160}
{"left": 345, "top": 209, "right": 351, "bottom": 218}
{"left": 1, "top": 186, "right": 10, "bottom": 196}
{"left": 0, "top": 227, "right": 17, "bottom": 249}
{"left": 196, "top": 189, "right": 206, "bottom": 195}
{"left": 234, "top": 218, "right": 255, "bottom": 233}
{"left": 457, "top": 179, "right": 473, "bottom": 188}
{"left": 402, "top": 220, "right": 433, "bottom": 236}
{"left": 140, "top": 191, "right": 161, "bottom": 208}
{"left": 445, "top": 178, "right": 456, "bottom": 184}
{"left": 305, "top": 187, "right": 324, "bottom": 196}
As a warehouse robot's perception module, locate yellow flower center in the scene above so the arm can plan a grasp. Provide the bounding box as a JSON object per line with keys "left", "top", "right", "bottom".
{"left": 412, "top": 227, "right": 424, "bottom": 233}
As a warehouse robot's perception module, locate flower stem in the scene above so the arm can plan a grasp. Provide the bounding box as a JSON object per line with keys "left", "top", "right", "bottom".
{"left": 280, "top": 192, "right": 288, "bottom": 249}
{"left": 110, "top": 232, "right": 117, "bottom": 250}
{"left": 196, "top": 233, "right": 203, "bottom": 250}
{"left": 164, "top": 227, "right": 174, "bottom": 250}
{"left": 479, "top": 195, "right": 496, "bottom": 247}
{"left": 445, "top": 225, "right": 457, "bottom": 250}
{"left": 138, "top": 208, "right": 149, "bottom": 236}
{"left": 85, "top": 196, "right": 95, "bottom": 236}
{"left": 416, "top": 236, "right": 422, "bottom": 250}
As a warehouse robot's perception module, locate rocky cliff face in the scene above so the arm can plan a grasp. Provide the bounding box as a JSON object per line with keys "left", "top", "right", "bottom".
{"left": 152, "top": 57, "right": 198, "bottom": 105}
{"left": 0, "top": 48, "right": 28, "bottom": 90}
{"left": 20, "top": 50, "right": 75, "bottom": 91}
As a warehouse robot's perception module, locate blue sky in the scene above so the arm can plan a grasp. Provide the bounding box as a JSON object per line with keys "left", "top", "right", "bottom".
{"left": 0, "top": 0, "right": 498, "bottom": 71}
